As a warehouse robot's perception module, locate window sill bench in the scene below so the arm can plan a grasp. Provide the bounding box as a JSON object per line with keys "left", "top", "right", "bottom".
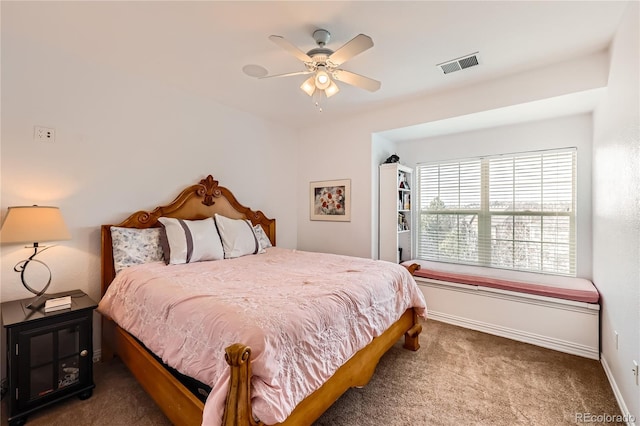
{"left": 404, "top": 260, "right": 600, "bottom": 360}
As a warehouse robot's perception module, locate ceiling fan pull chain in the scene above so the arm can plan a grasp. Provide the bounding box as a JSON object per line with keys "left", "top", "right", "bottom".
{"left": 313, "top": 91, "right": 323, "bottom": 113}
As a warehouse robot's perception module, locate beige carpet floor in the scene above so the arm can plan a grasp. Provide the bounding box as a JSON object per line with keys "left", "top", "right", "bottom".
{"left": 1, "top": 320, "right": 622, "bottom": 425}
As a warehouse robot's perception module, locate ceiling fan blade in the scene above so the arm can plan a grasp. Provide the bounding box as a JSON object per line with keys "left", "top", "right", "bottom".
{"left": 328, "top": 34, "right": 374, "bottom": 66}
{"left": 269, "top": 35, "right": 312, "bottom": 62}
{"left": 333, "top": 69, "right": 381, "bottom": 92}
{"left": 259, "top": 70, "right": 313, "bottom": 79}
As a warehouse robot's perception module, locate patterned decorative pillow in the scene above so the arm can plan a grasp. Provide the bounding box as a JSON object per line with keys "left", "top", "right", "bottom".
{"left": 158, "top": 217, "right": 224, "bottom": 265}
{"left": 214, "top": 214, "right": 263, "bottom": 258}
{"left": 253, "top": 224, "right": 273, "bottom": 250}
{"left": 110, "top": 227, "right": 164, "bottom": 273}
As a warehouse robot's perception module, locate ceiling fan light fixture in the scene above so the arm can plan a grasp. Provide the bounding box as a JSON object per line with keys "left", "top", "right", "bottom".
{"left": 264, "top": 29, "right": 380, "bottom": 108}
{"left": 314, "top": 67, "right": 331, "bottom": 90}
{"left": 300, "top": 76, "right": 316, "bottom": 96}
{"left": 324, "top": 80, "right": 340, "bottom": 98}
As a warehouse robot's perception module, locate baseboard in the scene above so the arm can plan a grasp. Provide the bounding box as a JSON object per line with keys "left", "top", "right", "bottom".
{"left": 93, "top": 348, "right": 102, "bottom": 363}
{"left": 428, "top": 310, "right": 599, "bottom": 360}
{"left": 601, "top": 354, "right": 637, "bottom": 426}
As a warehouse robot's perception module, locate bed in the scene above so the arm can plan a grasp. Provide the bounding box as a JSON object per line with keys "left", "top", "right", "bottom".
{"left": 99, "top": 175, "right": 426, "bottom": 426}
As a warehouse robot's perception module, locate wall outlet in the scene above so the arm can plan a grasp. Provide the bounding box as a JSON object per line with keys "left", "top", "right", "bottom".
{"left": 34, "top": 126, "right": 55, "bottom": 142}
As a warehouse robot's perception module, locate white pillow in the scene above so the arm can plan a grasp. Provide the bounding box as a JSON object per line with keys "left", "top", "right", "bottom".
{"left": 253, "top": 224, "right": 273, "bottom": 250}
{"left": 214, "top": 214, "right": 262, "bottom": 258}
{"left": 158, "top": 217, "right": 224, "bottom": 265}
{"left": 110, "top": 227, "right": 164, "bottom": 273}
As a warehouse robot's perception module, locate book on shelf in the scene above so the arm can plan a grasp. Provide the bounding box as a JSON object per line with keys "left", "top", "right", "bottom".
{"left": 403, "top": 193, "right": 411, "bottom": 210}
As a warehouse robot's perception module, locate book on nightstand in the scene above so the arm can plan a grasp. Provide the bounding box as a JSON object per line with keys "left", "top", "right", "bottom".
{"left": 44, "top": 296, "right": 72, "bottom": 313}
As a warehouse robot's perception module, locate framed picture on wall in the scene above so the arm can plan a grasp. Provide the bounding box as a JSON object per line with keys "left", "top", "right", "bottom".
{"left": 309, "top": 179, "right": 351, "bottom": 222}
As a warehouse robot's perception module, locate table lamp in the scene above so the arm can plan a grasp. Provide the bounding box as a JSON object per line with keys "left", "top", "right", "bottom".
{"left": 1, "top": 205, "right": 71, "bottom": 309}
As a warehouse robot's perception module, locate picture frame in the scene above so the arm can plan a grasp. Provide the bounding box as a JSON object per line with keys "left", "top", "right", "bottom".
{"left": 309, "top": 179, "right": 351, "bottom": 222}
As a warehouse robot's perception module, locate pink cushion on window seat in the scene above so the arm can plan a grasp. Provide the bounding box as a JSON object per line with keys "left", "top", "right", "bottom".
{"left": 403, "top": 260, "right": 599, "bottom": 304}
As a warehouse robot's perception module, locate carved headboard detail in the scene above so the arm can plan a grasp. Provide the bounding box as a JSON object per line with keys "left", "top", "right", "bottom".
{"left": 101, "top": 175, "right": 276, "bottom": 296}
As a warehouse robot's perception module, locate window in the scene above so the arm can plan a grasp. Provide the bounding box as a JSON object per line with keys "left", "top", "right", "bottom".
{"left": 416, "top": 148, "right": 576, "bottom": 275}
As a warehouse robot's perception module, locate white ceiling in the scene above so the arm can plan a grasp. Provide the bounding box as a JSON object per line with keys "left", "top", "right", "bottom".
{"left": 2, "top": 1, "right": 629, "bottom": 132}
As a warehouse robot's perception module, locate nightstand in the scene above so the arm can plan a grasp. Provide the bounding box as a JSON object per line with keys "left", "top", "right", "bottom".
{"left": 1, "top": 290, "right": 97, "bottom": 426}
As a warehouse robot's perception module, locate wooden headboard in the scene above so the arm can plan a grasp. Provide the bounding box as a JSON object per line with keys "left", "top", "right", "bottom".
{"left": 100, "top": 175, "right": 276, "bottom": 297}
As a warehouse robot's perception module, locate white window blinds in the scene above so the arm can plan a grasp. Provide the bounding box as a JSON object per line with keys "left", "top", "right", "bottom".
{"left": 416, "top": 148, "right": 576, "bottom": 275}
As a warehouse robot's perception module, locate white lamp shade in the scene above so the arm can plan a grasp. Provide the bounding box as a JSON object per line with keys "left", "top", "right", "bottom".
{"left": 1, "top": 206, "right": 71, "bottom": 244}
{"left": 324, "top": 80, "right": 340, "bottom": 98}
{"left": 300, "top": 76, "right": 316, "bottom": 96}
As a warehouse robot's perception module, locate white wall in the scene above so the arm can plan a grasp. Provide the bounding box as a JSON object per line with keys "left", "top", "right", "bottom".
{"left": 297, "top": 52, "right": 608, "bottom": 259}
{"left": 592, "top": 1, "right": 640, "bottom": 421}
{"left": 0, "top": 32, "right": 299, "bottom": 359}
{"left": 394, "top": 114, "right": 593, "bottom": 278}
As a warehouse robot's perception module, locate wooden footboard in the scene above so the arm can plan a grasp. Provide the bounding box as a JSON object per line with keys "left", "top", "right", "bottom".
{"left": 102, "top": 308, "right": 421, "bottom": 426}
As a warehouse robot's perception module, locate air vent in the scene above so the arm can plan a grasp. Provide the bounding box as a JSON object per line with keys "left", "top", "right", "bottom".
{"left": 437, "top": 52, "right": 480, "bottom": 74}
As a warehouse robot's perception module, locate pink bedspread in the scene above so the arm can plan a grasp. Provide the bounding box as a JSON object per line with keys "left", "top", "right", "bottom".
{"left": 98, "top": 247, "right": 427, "bottom": 425}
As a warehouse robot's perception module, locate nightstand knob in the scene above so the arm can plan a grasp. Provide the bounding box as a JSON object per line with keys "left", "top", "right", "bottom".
{"left": 80, "top": 350, "right": 88, "bottom": 357}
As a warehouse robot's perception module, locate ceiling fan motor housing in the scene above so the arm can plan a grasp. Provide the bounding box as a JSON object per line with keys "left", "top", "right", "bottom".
{"left": 306, "top": 49, "right": 333, "bottom": 62}
{"left": 309, "top": 29, "right": 334, "bottom": 66}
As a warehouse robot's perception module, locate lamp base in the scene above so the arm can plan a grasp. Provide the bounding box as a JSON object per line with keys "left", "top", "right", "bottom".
{"left": 24, "top": 293, "right": 51, "bottom": 310}
{"left": 14, "top": 244, "right": 54, "bottom": 311}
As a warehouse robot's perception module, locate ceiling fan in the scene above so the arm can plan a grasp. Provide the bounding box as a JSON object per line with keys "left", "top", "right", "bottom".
{"left": 258, "top": 29, "right": 381, "bottom": 100}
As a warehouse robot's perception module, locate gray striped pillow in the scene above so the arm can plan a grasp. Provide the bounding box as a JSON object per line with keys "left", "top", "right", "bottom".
{"left": 158, "top": 217, "right": 224, "bottom": 265}
{"left": 214, "top": 214, "right": 262, "bottom": 259}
